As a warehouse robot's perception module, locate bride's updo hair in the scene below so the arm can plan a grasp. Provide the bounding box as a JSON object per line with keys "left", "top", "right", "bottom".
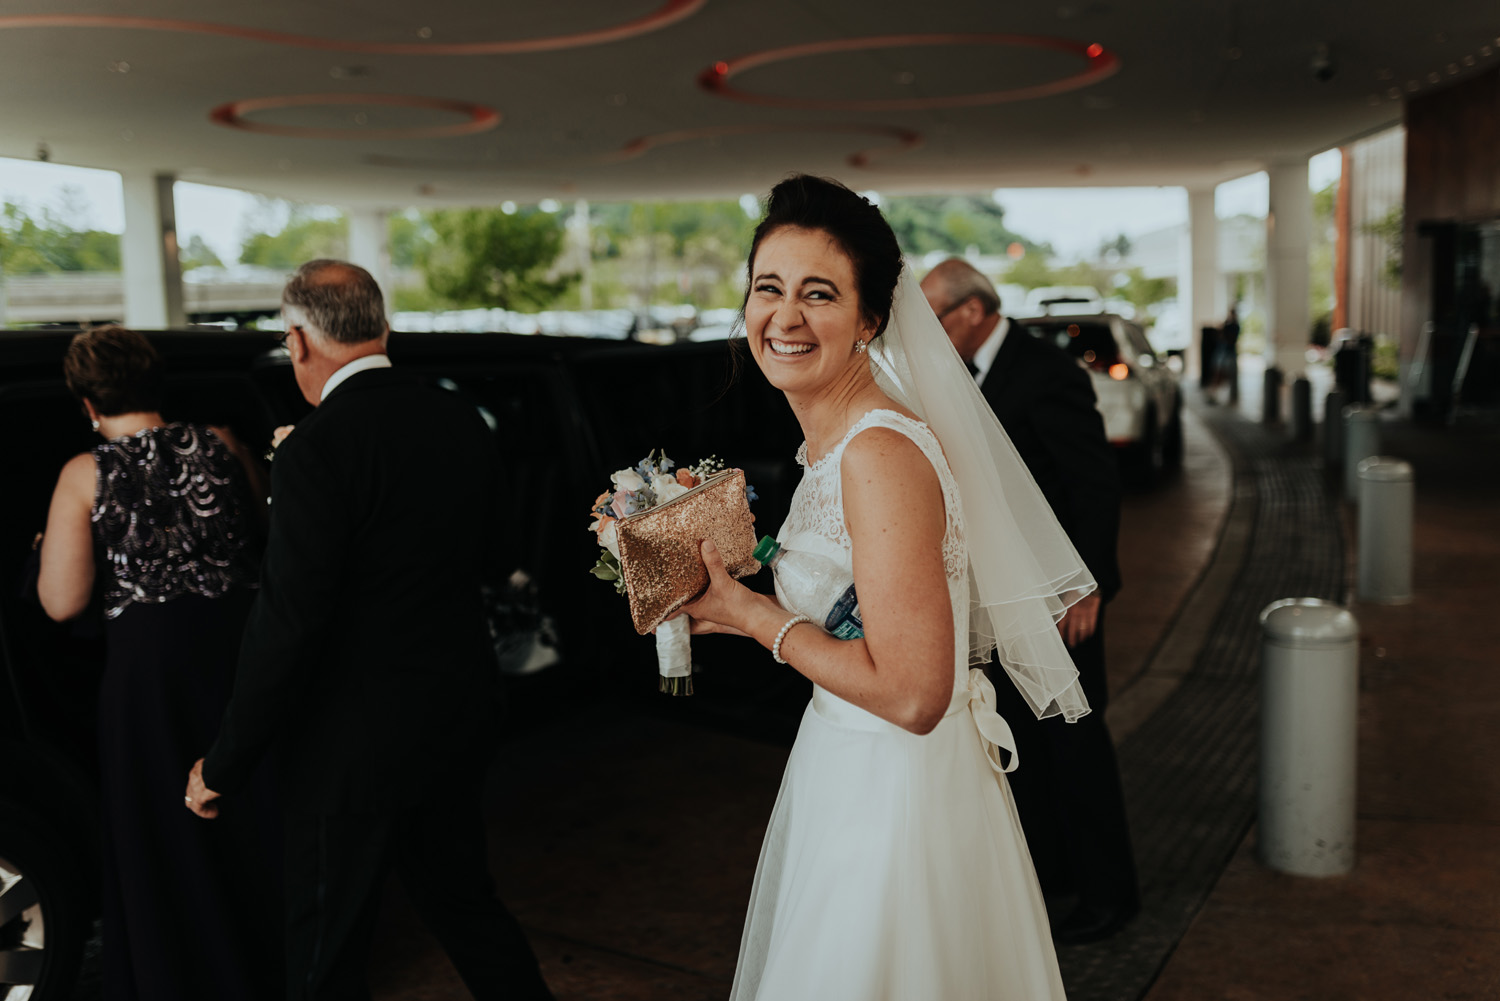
{"left": 744, "top": 174, "right": 903, "bottom": 338}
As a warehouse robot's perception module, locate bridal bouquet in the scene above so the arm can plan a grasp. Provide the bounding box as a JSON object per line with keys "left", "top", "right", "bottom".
{"left": 589, "top": 450, "right": 760, "bottom": 695}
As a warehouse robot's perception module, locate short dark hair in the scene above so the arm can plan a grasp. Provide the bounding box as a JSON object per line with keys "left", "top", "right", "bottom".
{"left": 62, "top": 325, "right": 164, "bottom": 416}
{"left": 282, "top": 259, "right": 386, "bottom": 345}
{"left": 743, "top": 175, "right": 903, "bottom": 338}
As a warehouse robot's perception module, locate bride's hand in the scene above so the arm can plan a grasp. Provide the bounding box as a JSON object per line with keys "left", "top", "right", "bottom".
{"left": 676, "top": 539, "right": 768, "bottom": 637}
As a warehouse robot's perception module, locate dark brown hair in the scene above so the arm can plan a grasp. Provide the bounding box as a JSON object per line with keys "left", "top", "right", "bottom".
{"left": 63, "top": 325, "right": 164, "bottom": 416}
{"left": 742, "top": 174, "right": 903, "bottom": 338}
{"left": 282, "top": 259, "right": 386, "bottom": 345}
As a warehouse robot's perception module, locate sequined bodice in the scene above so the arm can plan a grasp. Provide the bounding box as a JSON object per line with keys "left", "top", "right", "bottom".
{"left": 91, "top": 423, "right": 259, "bottom": 618}
{"left": 779, "top": 410, "right": 970, "bottom": 689}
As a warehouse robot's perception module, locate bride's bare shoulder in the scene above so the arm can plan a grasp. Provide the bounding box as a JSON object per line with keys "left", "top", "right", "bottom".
{"left": 839, "top": 423, "right": 940, "bottom": 489}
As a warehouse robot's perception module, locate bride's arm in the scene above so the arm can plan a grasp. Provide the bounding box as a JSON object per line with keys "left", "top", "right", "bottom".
{"left": 681, "top": 428, "right": 954, "bottom": 734}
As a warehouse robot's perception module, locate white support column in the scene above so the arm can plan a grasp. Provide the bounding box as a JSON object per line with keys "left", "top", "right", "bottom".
{"left": 1266, "top": 161, "right": 1312, "bottom": 378}
{"left": 1181, "top": 186, "right": 1220, "bottom": 386}
{"left": 346, "top": 208, "right": 391, "bottom": 314}
{"left": 120, "top": 172, "right": 185, "bottom": 328}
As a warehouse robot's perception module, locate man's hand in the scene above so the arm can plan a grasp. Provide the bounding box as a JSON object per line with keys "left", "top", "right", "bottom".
{"left": 1058, "top": 593, "right": 1101, "bottom": 647}
{"left": 185, "top": 758, "right": 222, "bottom": 819}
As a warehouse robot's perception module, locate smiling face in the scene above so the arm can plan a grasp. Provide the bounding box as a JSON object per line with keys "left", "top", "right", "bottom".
{"left": 744, "top": 225, "right": 878, "bottom": 400}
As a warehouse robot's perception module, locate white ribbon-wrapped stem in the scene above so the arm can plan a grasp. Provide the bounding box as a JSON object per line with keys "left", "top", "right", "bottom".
{"left": 654, "top": 616, "right": 693, "bottom": 695}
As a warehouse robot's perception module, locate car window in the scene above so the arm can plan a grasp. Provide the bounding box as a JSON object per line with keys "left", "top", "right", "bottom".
{"left": 1122, "top": 323, "right": 1156, "bottom": 360}
{"left": 1023, "top": 321, "right": 1120, "bottom": 371}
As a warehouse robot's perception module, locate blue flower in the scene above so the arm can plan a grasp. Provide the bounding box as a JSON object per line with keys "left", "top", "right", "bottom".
{"left": 745, "top": 484, "right": 759, "bottom": 504}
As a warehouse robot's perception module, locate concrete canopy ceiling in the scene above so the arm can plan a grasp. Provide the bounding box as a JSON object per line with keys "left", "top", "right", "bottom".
{"left": 1, "top": 1, "right": 1495, "bottom": 206}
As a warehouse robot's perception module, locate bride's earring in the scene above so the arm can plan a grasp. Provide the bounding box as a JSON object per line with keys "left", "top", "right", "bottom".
{"left": 854, "top": 339, "right": 868, "bottom": 355}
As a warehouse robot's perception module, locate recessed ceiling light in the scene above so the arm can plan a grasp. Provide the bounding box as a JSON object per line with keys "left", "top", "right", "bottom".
{"left": 1462, "top": 55, "right": 1475, "bottom": 67}
{"left": 106, "top": 60, "right": 130, "bottom": 73}
{"left": 1447, "top": 63, "right": 1459, "bottom": 74}
{"left": 416, "top": 26, "right": 432, "bottom": 39}
{"left": 1386, "top": 87, "right": 1401, "bottom": 99}
{"left": 1427, "top": 71, "right": 1440, "bottom": 83}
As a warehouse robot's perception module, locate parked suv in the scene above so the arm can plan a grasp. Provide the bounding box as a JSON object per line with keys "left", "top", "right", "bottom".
{"left": 0, "top": 327, "right": 804, "bottom": 999}
{"left": 1016, "top": 312, "right": 1183, "bottom": 482}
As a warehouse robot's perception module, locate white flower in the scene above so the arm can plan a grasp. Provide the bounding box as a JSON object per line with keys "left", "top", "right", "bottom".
{"left": 651, "top": 471, "right": 689, "bottom": 504}
{"left": 611, "top": 468, "right": 646, "bottom": 492}
{"left": 598, "top": 519, "right": 620, "bottom": 559}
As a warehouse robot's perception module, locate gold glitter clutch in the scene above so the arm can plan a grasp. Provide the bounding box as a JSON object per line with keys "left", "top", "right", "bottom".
{"left": 616, "top": 469, "right": 760, "bottom": 635}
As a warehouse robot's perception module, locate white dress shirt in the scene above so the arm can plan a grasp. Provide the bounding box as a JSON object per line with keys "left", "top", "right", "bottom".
{"left": 320, "top": 353, "right": 392, "bottom": 402}
{"left": 970, "top": 317, "right": 1011, "bottom": 388}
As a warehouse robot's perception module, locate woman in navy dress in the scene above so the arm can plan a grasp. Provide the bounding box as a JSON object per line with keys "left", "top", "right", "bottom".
{"left": 38, "top": 325, "right": 279, "bottom": 1000}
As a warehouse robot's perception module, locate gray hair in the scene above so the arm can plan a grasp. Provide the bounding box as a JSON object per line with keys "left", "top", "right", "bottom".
{"left": 282, "top": 259, "right": 386, "bottom": 345}
{"left": 925, "top": 257, "right": 1002, "bottom": 317}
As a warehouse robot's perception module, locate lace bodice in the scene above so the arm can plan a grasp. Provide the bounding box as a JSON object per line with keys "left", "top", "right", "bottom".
{"left": 779, "top": 410, "right": 970, "bottom": 688}
{"left": 91, "top": 423, "right": 259, "bottom": 619}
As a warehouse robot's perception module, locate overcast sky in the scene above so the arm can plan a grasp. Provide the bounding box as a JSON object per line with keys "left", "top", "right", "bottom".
{"left": 2, "top": 150, "right": 1343, "bottom": 267}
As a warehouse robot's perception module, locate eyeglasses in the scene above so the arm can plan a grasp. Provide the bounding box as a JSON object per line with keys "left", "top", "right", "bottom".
{"left": 276, "top": 326, "right": 299, "bottom": 350}
{"left": 936, "top": 295, "right": 975, "bottom": 321}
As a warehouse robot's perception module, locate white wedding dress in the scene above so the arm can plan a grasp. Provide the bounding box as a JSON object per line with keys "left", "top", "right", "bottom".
{"left": 729, "top": 409, "right": 1068, "bottom": 1001}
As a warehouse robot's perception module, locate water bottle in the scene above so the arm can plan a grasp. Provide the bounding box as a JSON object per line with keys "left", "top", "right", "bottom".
{"left": 753, "top": 535, "right": 864, "bottom": 640}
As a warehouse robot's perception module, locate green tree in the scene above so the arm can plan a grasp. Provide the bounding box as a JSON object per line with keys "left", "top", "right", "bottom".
{"left": 238, "top": 207, "right": 347, "bottom": 268}
{"left": 389, "top": 209, "right": 434, "bottom": 270}
{"left": 180, "top": 234, "right": 223, "bottom": 272}
{"left": 1, "top": 199, "right": 121, "bottom": 273}
{"left": 1361, "top": 205, "right": 1402, "bottom": 289}
{"left": 1112, "top": 267, "right": 1175, "bottom": 313}
{"left": 882, "top": 195, "right": 1041, "bottom": 257}
{"left": 1001, "top": 248, "right": 1060, "bottom": 289}
{"left": 419, "top": 206, "right": 575, "bottom": 310}
{"left": 1310, "top": 180, "right": 1337, "bottom": 342}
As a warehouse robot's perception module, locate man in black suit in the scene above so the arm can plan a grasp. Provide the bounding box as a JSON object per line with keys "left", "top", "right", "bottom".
{"left": 185, "top": 260, "right": 552, "bottom": 1000}
{"left": 921, "top": 258, "right": 1139, "bottom": 944}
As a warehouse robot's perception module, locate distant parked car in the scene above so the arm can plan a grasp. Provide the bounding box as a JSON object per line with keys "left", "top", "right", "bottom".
{"left": 1022, "top": 285, "right": 1105, "bottom": 316}
{"left": 1017, "top": 312, "right": 1183, "bottom": 482}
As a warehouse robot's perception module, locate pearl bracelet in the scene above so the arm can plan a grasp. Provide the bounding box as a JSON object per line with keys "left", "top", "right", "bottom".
{"left": 771, "top": 614, "right": 813, "bottom": 665}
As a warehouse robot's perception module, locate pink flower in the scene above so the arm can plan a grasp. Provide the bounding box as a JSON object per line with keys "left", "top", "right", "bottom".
{"left": 612, "top": 490, "right": 643, "bottom": 519}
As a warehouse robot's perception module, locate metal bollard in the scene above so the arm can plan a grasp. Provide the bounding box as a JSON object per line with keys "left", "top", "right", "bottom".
{"left": 1323, "top": 389, "right": 1346, "bottom": 469}
{"left": 1342, "top": 405, "right": 1380, "bottom": 502}
{"left": 1357, "top": 457, "right": 1414, "bottom": 603}
{"left": 1258, "top": 598, "right": 1360, "bottom": 876}
{"left": 1290, "top": 376, "right": 1312, "bottom": 441}
{"left": 1262, "top": 366, "right": 1283, "bottom": 424}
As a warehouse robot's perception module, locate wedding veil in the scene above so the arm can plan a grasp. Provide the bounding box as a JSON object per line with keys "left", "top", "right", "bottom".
{"left": 868, "top": 267, "right": 1094, "bottom": 721}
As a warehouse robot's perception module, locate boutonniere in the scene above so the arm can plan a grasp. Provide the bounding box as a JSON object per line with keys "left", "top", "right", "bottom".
{"left": 264, "top": 424, "right": 295, "bottom": 462}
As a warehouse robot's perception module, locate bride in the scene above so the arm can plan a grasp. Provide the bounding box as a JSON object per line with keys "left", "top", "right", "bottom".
{"left": 679, "top": 174, "right": 1096, "bottom": 999}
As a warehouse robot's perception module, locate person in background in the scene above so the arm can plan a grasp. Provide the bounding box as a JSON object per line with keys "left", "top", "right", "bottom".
{"left": 922, "top": 258, "right": 1140, "bottom": 944}
{"left": 38, "top": 325, "right": 279, "bottom": 1000}
{"left": 1211, "top": 306, "right": 1241, "bottom": 400}
{"left": 186, "top": 260, "right": 552, "bottom": 1001}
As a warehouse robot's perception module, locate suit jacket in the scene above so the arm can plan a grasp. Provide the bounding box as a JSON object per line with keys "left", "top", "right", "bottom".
{"left": 980, "top": 322, "right": 1122, "bottom": 602}
{"left": 203, "top": 367, "right": 504, "bottom": 814}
